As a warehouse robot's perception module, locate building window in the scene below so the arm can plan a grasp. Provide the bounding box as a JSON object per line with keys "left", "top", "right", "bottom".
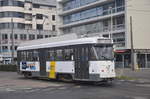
{"left": 103, "top": 34, "right": 109, "bottom": 38}
{"left": 14, "top": 34, "right": 18, "bottom": 40}
{"left": 52, "top": 15, "right": 55, "bottom": 21}
{"left": 52, "top": 25, "right": 56, "bottom": 31}
{"left": 63, "top": 1, "right": 125, "bottom": 24}
{"left": 147, "top": 54, "right": 150, "bottom": 62}
{"left": 10, "top": 34, "right": 18, "bottom": 40}
{"left": 20, "top": 34, "right": 27, "bottom": 40}
{"left": 29, "top": 34, "right": 35, "bottom": 40}
{"left": 2, "top": 34, "right": 8, "bottom": 40}
{"left": 0, "top": 0, "right": 24, "bottom": 7}
{"left": 0, "top": 12, "right": 24, "bottom": 18}
{"left": 45, "top": 35, "right": 49, "bottom": 38}
{"left": 0, "top": 23, "right": 25, "bottom": 29}
{"left": 2, "top": 46, "right": 8, "bottom": 52}
{"left": 25, "top": 13, "right": 32, "bottom": 21}
{"left": 37, "top": 24, "right": 43, "bottom": 30}
{"left": 10, "top": 46, "right": 17, "bottom": 51}
{"left": 25, "top": 24, "right": 32, "bottom": 29}
{"left": 37, "top": 35, "right": 43, "bottom": 39}
{"left": 115, "top": 15, "right": 125, "bottom": 25}
{"left": 15, "top": 46, "right": 17, "bottom": 50}
{"left": 63, "top": 0, "right": 114, "bottom": 11}
{"left": 33, "top": 4, "right": 40, "bottom": 8}
{"left": 36, "top": 14, "right": 43, "bottom": 19}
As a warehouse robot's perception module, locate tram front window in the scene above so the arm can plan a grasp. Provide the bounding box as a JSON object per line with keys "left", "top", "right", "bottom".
{"left": 91, "top": 45, "right": 113, "bottom": 60}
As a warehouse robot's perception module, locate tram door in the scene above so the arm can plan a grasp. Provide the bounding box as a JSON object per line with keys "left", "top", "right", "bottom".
{"left": 74, "top": 47, "right": 89, "bottom": 79}
{"left": 39, "top": 49, "right": 46, "bottom": 76}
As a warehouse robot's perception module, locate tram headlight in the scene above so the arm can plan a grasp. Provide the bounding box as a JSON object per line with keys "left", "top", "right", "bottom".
{"left": 101, "top": 70, "right": 104, "bottom": 72}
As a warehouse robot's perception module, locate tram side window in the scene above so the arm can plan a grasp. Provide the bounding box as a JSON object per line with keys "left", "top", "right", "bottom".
{"left": 56, "top": 49, "right": 63, "bottom": 61}
{"left": 20, "top": 51, "right": 27, "bottom": 61}
{"left": 27, "top": 51, "right": 33, "bottom": 61}
{"left": 64, "top": 49, "right": 74, "bottom": 61}
{"left": 32, "top": 51, "right": 39, "bottom": 61}
{"left": 26, "top": 50, "right": 39, "bottom": 61}
{"left": 90, "top": 48, "right": 97, "bottom": 60}
{"left": 47, "top": 50, "right": 55, "bottom": 61}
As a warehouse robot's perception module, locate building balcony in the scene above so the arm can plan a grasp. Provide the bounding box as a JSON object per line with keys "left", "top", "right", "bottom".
{"left": 0, "top": 6, "right": 24, "bottom": 12}
{"left": 83, "top": 24, "right": 125, "bottom": 37}
{"left": 59, "top": 6, "right": 125, "bottom": 29}
{"left": 1, "top": 40, "right": 9, "bottom": 44}
{"left": 1, "top": 39, "right": 27, "bottom": 45}
{"left": 59, "top": 0, "right": 113, "bottom": 16}
{"left": 103, "top": 24, "right": 125, "bottom": 33}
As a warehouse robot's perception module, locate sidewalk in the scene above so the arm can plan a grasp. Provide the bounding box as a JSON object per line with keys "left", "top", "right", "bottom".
{"left": 116, "top": 68, "right": 150, "bottom": 83}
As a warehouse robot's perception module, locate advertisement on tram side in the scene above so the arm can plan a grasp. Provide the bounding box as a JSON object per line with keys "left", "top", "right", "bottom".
{"left": 20, "top": 61, "right": 40, "bottom": 71}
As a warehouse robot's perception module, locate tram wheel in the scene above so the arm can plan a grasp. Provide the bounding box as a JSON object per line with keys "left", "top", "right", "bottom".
{"left": 57, "top": 74, "right": 73, "bottom": 82}
{"left": 23, "top": 72, "right": 32, "bottom": 78}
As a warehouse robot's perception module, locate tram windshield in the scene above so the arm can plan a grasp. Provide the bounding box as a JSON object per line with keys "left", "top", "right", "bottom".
{"left": 91, "top": 45, "right": 114, "bottom": 60}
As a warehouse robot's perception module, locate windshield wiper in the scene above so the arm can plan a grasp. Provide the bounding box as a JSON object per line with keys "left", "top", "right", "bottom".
{"left": 92, "top": 47, "right": 99, "bottom": 59}
{"left": 100, "top": 55, "right": 109, "bottom": 60}
{"left": 100, "top": 55, "right": 113, "bottom": 60}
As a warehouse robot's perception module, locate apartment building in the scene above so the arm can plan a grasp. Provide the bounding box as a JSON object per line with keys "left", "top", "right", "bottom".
{"left": 0, "top": 0, "right": 57, "bottom": 64}
{"left": 57, "top": 0, "right": 150, "bottom": 68}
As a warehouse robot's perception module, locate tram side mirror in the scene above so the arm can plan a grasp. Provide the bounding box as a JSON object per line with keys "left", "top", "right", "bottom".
{"left": 71, "top": 55, "right": 74, "bottom": 61}
{"left": 114, "top": 57, "right": 116, "bottom": 61}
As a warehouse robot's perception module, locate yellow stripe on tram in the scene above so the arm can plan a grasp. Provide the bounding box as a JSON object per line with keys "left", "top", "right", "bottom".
{"left": 49, "top": 61, "right": 56, "bottom": 79}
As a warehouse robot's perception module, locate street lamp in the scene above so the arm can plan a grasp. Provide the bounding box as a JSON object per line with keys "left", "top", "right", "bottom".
{"left": 43, "top": 15, "right": 48, "bottom": 25}
{"left": 33, "top": 14, "right": 56, "bottom": 38}
{"left": 42, "top": 15, "right": 56, "bottom": 37}
{"left": 39, "top": 15, "right": 49, "bottom": 37}
{"left": 33, "top": 15, "right": 49, "bottom": 37}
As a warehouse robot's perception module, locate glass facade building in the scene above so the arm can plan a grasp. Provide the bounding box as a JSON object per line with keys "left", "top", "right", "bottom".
{"left": 60, "top": 0, "right": 125, "bottom": 48}
{"left": 0, "top": 0, "right": 24, "bottom": 7}
{"left": 0, "top": 12, "right": 24, "bottom": 18}
{"left": 0, "top": 23, "right": 25, "bottom": 29}
{"left": 63, "top": 0, "right": 124, "bottom": 24}
{"left": 63, "top": 0, "right": 124, "bottom": 11}
{"left": 63, "top": 6, "right": 124, "bottom": 24}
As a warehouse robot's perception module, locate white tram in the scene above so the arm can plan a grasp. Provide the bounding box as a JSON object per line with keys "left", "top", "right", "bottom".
{"left": 17, "top": 34, "right": 116, "bottom": 82}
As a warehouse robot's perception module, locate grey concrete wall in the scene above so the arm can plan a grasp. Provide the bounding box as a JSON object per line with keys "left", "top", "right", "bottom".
{"left": 116, "top": 68, "right": 150, "bottom": 80}
{"left": 126, "top": 0, "right": 150, "bottom": 49}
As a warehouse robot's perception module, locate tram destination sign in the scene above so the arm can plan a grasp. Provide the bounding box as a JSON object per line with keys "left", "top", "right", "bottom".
{"left": 97, "top": 39, "right": 111, "bottom": 44}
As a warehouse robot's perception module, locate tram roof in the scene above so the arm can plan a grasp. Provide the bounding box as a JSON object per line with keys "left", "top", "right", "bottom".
{"left": 17, "top": 34, "right": 111, "bottom": 51}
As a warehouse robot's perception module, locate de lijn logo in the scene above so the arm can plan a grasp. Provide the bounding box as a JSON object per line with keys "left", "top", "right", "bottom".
{"left": 22, "top": 61, "right": 27, "bottom": 69}
{"left": 22, "top": 62, "right": 36, "bottom": 70}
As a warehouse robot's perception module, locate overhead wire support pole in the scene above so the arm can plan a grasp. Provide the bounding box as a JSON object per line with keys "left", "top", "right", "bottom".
{"left": 109, "top": 7, "right": 113, "bottom": 41}
{"left": 130, "top": 16, "right": 135, "bottom": 71}
{"left": 11, "top": 17, "right": 14, "bottom": 64}
{"left": 0, "top": 29, "right": 1, "bottom": 54}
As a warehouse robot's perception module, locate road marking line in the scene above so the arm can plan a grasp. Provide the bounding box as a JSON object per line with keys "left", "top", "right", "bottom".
{"left": 6, "top": 88, "right": 16, "bottom": 92}
{"left": 58, "top": 87, "right": 67, "bottom": 90}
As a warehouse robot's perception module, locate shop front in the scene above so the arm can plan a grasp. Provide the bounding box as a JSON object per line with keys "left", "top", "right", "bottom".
{"left": 115, "top": 49, "right": 150, "bottom": 69}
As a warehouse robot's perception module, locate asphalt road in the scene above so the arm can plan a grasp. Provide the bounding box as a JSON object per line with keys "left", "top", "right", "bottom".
{"left": 0, "top": 72, "right": 150, "bottom": 99}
